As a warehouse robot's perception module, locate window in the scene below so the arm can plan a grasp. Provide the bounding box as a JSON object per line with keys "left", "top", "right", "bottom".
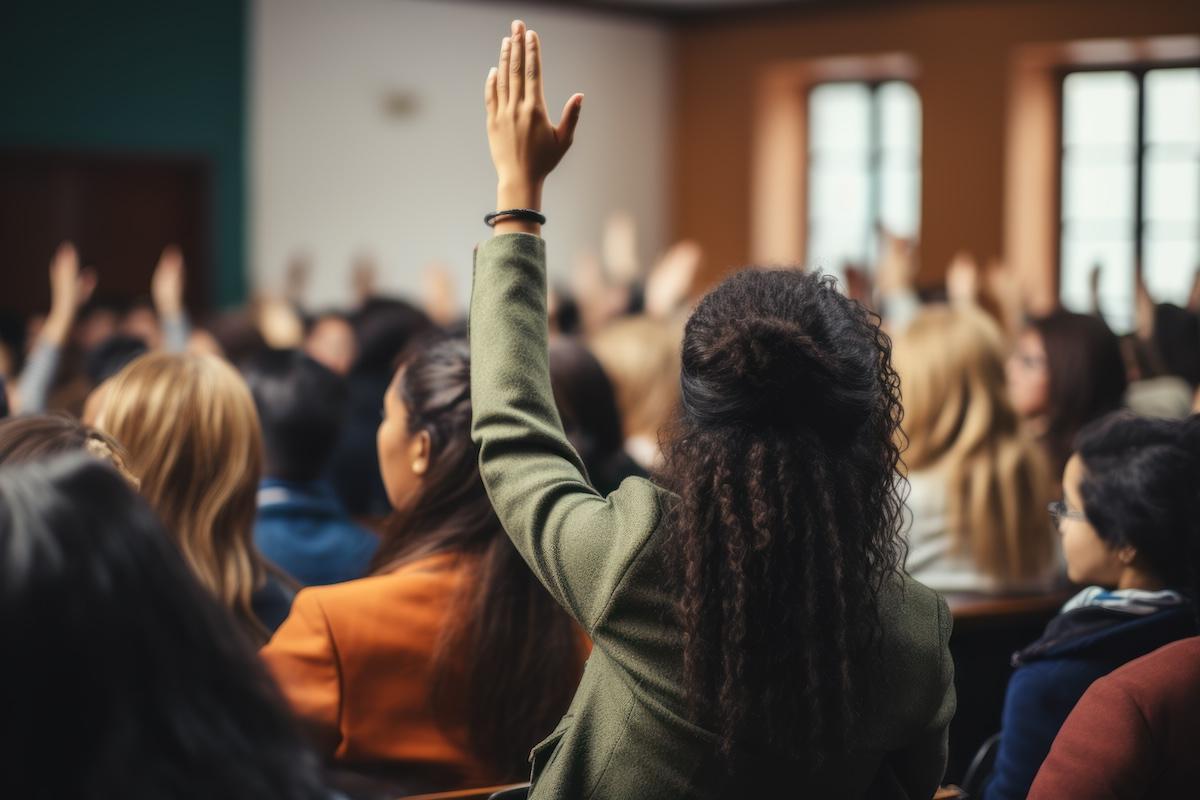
{"left": 806, "top": 80, "right": 921, "bottom": 284}
{"left": 1059, "top": 65, "right": 1200, "bottom": 332}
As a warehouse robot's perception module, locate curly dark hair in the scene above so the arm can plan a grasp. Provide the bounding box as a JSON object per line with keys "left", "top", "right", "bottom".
{"left": 661, "top": 268, "right": 906, "bottom": 777}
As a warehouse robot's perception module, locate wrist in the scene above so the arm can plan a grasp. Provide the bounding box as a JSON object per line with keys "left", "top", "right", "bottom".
{"left": 41, "top": 311, "right": 72, "bottom": 345}
{"left": 496, "top": 178, "right": 543, "bottom": 211}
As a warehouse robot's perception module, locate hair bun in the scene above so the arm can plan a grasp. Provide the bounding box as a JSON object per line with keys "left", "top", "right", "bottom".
{"left": 683, "top": 313, "right": 873, "bottom": 433}
{"left": 720, "top": 317, "right": 831, "bottom": 392}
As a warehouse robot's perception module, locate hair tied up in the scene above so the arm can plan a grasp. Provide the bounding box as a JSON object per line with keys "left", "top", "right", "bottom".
{"left": 681, "top": 314, "right": 873, "bottom": 436}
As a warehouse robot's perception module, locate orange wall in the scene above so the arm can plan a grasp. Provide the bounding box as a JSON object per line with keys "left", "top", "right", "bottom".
{"left": 671, "top": 0, "right": 1200, "bottom": 288}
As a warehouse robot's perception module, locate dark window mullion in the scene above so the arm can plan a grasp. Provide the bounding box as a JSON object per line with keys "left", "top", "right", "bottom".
{"left": 1134, "top": 69, "right": 1147, "bottom": 276}
{"left": 867, "top": 82, "right": 883, "bottom": 265}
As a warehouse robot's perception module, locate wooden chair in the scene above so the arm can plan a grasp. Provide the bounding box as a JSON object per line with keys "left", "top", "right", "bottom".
{"left": 396, "top": 783, "right": 530, "bottom": 800}
{"left": 942, "top": 590, "right": 1072, "bottom": 784}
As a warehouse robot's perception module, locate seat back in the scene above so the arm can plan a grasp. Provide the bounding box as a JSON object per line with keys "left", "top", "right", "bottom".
{"left": 943, "top": 591, "right": 1070, "bottom": 783}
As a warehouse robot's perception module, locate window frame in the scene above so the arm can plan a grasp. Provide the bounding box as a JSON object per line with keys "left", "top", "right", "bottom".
{"left": 803, "top": 78, "right": 921, "bottom": 271}
{"left": 1055, "top": 60, "right": 1200, "bottom": 306}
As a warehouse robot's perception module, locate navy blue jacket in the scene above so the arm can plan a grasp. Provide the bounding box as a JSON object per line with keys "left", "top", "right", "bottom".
{"left": 254, "top": 478, "right": 379, "bottom": 587}
{"left": 984, "top": 598, "right": 1197, "bottom": 800}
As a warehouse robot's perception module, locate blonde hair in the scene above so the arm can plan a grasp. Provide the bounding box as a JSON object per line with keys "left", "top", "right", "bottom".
{"left": 894, "top": 306, "right": 1055, "bottom": 584}
{"left": 95, "top": 353, "right": 268, "bottom": 641}
{"left": 589, "top": 314, "right": 683, "bottom": 443}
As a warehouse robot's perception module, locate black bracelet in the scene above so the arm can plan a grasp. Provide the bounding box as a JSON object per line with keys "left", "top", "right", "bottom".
{"left": 485, "top": 208, "right": 546, "bottom": 227}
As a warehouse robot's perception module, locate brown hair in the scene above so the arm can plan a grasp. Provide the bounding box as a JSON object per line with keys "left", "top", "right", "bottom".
{"left": 94, "top": 353, "right": 269, "bottom": 643}
{"left": 0, "top": 412, "right": 137, "bottom": 485}
{"left": 372, "top": 338, "right": 582, "bottom": 780}
{"left": 894, "top": 306, "right": 1055, "bottom": 584}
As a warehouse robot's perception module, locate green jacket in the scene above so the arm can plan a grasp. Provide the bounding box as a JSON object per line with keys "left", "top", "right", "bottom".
{"left": 470, "top": 233, "right": 955, "bottom": 799}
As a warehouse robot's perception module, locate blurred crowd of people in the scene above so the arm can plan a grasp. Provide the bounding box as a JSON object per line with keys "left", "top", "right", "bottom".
{"left": 2, "top": 19, "right": 1200, "bottom": 800}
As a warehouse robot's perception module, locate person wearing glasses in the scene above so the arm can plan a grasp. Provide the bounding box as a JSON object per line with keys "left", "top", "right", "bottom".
{"left": 983, "top": 413, "right": 1200, "bottom": 800}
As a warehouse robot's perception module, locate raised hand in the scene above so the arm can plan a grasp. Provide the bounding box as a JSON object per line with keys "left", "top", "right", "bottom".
{"left": 43, "top": 242, "right": 97, "bottom": 345}
{"left": 945, "top": 250, "right": 981, "bottom": 307}
{"left": 484, "top": 19, "right": 584, "bottom": 234}
{"left": 151, "top": 245, "right": 186, "bottom": 320}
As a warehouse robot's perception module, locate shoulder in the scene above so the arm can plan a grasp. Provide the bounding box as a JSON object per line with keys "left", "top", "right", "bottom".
{"left": 1104, "top": 636, "right": 1200, "bottom": 708}
{"left": 292, "top": 552, "right": 467, "bottom": 619}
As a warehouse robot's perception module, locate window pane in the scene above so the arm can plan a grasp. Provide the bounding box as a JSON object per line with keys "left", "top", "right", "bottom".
{"left": 1060, "top": 236, "right": 1136, "bottom": 333}
{"left": 879, "top": 163, "right": 920, "bottom": 238}
{"left": 878, "top": 81, "right": 921, "bottom": 155}
{"left": 1063, "top": 71, "right": 1137, "bottom": 148}
{"left": 809, "top": 83, "right": 871, "bottom": 154}
{"left": 809, "top": 163, "right": 870, "bottom": 266}
{"left": 1144, "top": 153, "right": 1199, "bottom": 223}
{"left": 1146, "top": 68, "right": 1200, "bottom": 145}
{"left": 1143, "top": 238, "right": 1199, "bottom": 307}
{"left": 1062, "top": 156, "right": 1136, "bottom": 223}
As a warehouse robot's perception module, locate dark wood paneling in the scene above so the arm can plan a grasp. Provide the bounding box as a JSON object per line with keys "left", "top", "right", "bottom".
{"left": 0, "top": 150, "right": 212, "bottom": 318}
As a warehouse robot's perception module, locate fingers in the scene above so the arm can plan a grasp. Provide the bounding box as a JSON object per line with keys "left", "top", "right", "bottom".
{"left": 497, "top": 36, "right": 511, "bottom": 106}
{"left": 52, "top": 241, "right": 78, "bottom": 276}
{"left": 77, "top": 268, "right": 98, "bottom": 306}
{"left": 524, "top": 29, "right": 543, "bottom": 108}
{"left": 508, "top": 19, "right": 526, "bottom": 108}
{"left": 485, "top": 66, "right": 498, "bottom": 115}
{"left": 555, "top": 93, "right": 585, "bottom": 147}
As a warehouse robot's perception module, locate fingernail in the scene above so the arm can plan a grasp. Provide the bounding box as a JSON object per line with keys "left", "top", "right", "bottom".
{"left": 526, "top": 30, "right": 534, "bottom": 42}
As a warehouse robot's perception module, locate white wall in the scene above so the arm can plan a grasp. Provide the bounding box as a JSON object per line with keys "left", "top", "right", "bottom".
{"left": 251, "top": 0, "right": 672, "bottom": 311}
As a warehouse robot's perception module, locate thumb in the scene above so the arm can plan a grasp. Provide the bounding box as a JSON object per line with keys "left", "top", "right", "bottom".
{"left": 555, "top": 93, "right": 584, "bottom": 147}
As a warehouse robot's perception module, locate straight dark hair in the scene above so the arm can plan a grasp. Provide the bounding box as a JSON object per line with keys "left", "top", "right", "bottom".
{"left": 663, "top": 268, "right": 906, "bottom": 779}
{"left": 0, "top": 455, "right": 327, "bottom": 800}
{"left": 370, "top": 337, "right": 581, "bottom": 779}
{"left": 1030, "top": 310, "right": 1127, "bottom": 475}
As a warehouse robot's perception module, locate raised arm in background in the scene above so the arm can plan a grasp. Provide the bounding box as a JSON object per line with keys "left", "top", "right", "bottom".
{"left": 151, "top": 245, "right": 190, "bottom": 353}
{"left": 16, "top": 243, "right": 95, "bottom": 413}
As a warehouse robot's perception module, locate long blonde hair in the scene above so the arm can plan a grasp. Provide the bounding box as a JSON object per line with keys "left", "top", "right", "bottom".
{"left": 894, "top": 306, "right": 1054, "bottom": 584}
{"left": 95, "top": 353, "right": 268, "bottom": 641}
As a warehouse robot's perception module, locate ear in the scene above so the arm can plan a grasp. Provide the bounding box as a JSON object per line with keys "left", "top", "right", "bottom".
{"left": 410, "top": 429, "right": 432, "bottom": 476}
{"left": 1117, "top": 545, "right": 1138, "bottom": 566}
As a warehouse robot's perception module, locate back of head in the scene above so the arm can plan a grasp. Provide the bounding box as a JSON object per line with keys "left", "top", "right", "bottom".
{"left": 664, "top": 268, "right": 905, "bottom": 774}
{"left": 0, "top": 412, "right": 134, "bottom": 483}
{"left": 375, "top": 338, "right": 581, "bottom": 779}
{"left": 1076, "top": 413, "right": 1200, "bottom": 601}
{"left": 243, "top": 349, "right": 348, "bottom": 483}
{"left": 1030, "top": 310, "right": 1127, "bottom": 471}
{"left": 548, "top": 337, "right": 630, "bottom": 494}
{"left": 94, "top": 352, "right": 267, "bottom": 640}
{"left": 85, "top": 334, "right": 149, "bottom": 385}
{"left": 894, "top": 307, "right": 1053, "bottom": 583}
{"left": 352, "top": 297, "right": 435, "bottom": 376}
{"left": 1152, "top": 303, "right": 1200, "bottom": 388}
{"left": 0, "top": 455, "right": 326, "bottom": 800}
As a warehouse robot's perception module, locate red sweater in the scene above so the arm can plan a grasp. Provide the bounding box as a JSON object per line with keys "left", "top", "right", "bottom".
{"left": 1028, "top": 636, "right": 1200, "bottom": 800}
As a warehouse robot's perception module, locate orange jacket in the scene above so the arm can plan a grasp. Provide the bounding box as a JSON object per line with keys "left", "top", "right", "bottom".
{"left": 262, "top": 551, "right": 526, "bottom": 788}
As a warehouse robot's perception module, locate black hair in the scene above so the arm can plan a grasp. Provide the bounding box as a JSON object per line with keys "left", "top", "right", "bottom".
{"left": 1152, "top": 303, "right": 1200, "bottom": 388}
{"left": 1077, "top": 413, "right": 1200, "bottom": 603}
{"left": 85, "top": 334, "right": 150, "bottom": 385}
{"left": 242, "top": 349, "right": 349, "bottom": 483}
{"left": 0, "top": 455, "right": 328, "bottom": 800}
{"left": 371, "top": 338, "right": 582, "bottom": 779}
{"left": 1029, "top": 310, "right": 1128, "bottom": 475}
{"left": 663, "top": 268, "right": 905, "bottom": 778}
{"left": 548, "top": 336, "right": 644, "bottom": 495}
{"left": 0, "top": 376, "right": 7, "bottom": 419}
{"left": 351, "top": 297, "right": 435, "bottom": 376}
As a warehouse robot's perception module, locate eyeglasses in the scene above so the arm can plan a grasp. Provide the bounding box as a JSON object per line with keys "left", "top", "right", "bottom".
{"left": 1048, "top": 500, "right": 1086, "bottom": 528}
